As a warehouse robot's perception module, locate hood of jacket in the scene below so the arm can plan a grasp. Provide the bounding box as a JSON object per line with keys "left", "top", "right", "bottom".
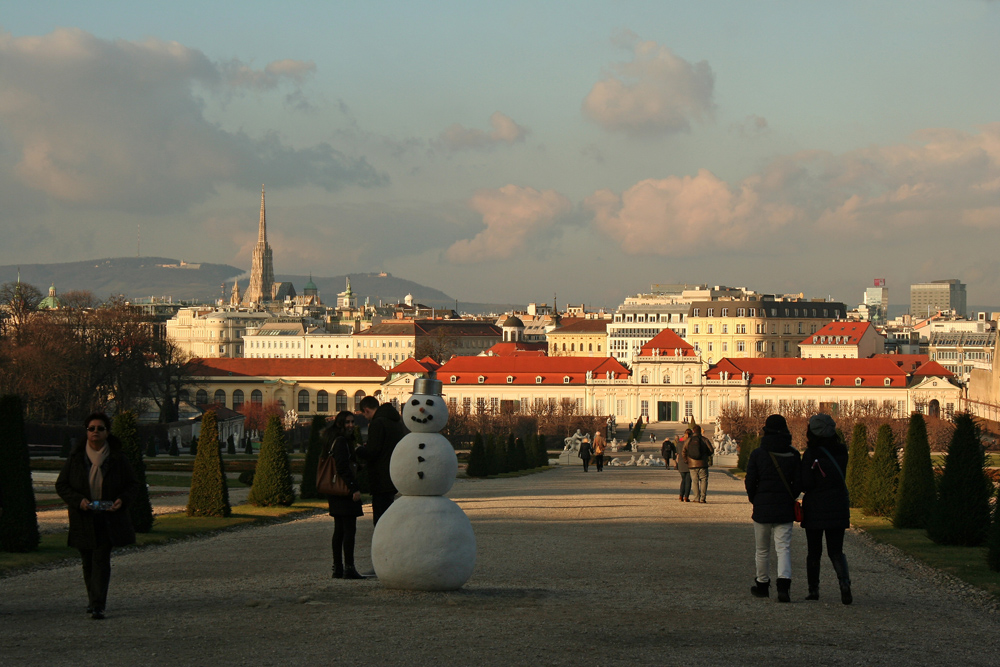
{"left": 760, "top": 430, "right": 793, "bottom": 453}
{"left": 373, "top": 402, "right": 402, "bottom": 423}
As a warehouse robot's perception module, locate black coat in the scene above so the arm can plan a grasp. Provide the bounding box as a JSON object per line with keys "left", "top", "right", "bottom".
{"left": 355, "top": 403, "right": 408, "bottom": 494}
{"left": 800, "top": 439, "right": 850, "bottom": 530}
{"left": 56, "top": 445, "right": 138, "bottom": 550}
{"left": 745, "top": 432, "right": 801, "bottom": 524}
{"left": 326, "top": 436, "right": 363, "bottom": 518}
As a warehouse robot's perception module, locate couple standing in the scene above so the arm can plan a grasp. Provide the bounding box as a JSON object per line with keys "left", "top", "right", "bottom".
{"left": 674, "top": 425, "right": 713, "bottom": 503}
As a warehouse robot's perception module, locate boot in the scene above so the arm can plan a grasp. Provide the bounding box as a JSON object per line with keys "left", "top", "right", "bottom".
{"left": 750, "top": 579, "right": 769, "bottom": 598}
{"left": 776, "top": 578, "right": 791, "bottom": 603}
{"left": 343, "top": 566, "right": 367, "bottom": 580}
{"left": 333, "top": 558, "right": 344, "bottom": 579}
{"left": 831, "top": 554, "right": 852, "bottom": 605}
{"left": 805, "top": 557, "right": 820, "bottom": 600}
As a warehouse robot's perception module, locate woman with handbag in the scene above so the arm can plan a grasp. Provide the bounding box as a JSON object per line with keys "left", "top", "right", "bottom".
{"left": 744, "top": 414, "right": 801, "bottom": 602}
{"left": 321, "top": 410, "right": 365, "bottom": 579}
{"left": 800, "top": 414, "right": 852, "bottom": 604}
{"left": 592, "top": 430, "right": 606, "bottom": 472}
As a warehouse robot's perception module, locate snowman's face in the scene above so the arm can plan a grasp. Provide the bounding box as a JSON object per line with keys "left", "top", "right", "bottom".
{"left": 390, "top": 432, "right": 457, "bottom": 495}
{"left": 402, "top": 392, "right": 449, "bottom": 433}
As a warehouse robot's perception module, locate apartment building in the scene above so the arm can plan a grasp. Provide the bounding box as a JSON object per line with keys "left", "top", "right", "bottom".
{"left": 547, "top": 319, "right": 609, "bottom": 357}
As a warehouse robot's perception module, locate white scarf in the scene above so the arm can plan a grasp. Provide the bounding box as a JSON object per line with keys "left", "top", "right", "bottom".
{"left": 86, "top": 443, "right": 110, "bottom": 501}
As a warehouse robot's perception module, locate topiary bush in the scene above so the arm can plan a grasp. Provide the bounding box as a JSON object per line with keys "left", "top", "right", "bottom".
{"left": 537, "top": 434, "right": 548, "bottom": 467}
{"left": 845, "top": 423, "right": 870, "bottom": 508}
{"left": 227, "top": 434, "right": 236, "bottom": 456}
{"left": 113, "top": 411, "right": 154, "bottom": 533}
{"left": 247, "top": 415, "right": 295, "bottom": 506}
{"left": 928, "top": 413, "right": 992, "bottom": 546}
{"left": 244, "top": 434, "right": 254, "bottom": 455}
{"left": 186, "top": 410, "right": 231, "bottom": 517}
{"left": 514, "top": 437, "right": 528, "bottom": 472}
{"left": 238, "top": 470, "right": 256, "bottom": 487}
{"left": 737, "top": 433, "right": 760, "bottom": 472}
{"left": 299, "top": 415, "right": 326, "bottom": 499}
{"left": 0, "top": 395, "right": 39, "bottom": 552}
{"left": 168, "top": 436, "right": 179, "bottom": 457}
{"left": 864, "top": 423, "right": 900, "bottom": 517}
{"left": 189, "top": 435, "right": 198, "bottom": 457}
{"left": 893, "top": 413, "right": 936, "bottom": 529}
{"left": 146, "top": 438, "right": 158, "bottom": 458}
{"left": 485, "top": 434, "right": 501, "bottom": 476}
{"left": 466, "top": 433, "right": 487, "bottom": 477}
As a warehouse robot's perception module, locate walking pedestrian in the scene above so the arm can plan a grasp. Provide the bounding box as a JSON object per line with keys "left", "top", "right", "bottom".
{"left": 660, "top": 438, "right": 676, "bottom": 469}
{"left": 683, "top": 425, "right": 714, "bottom": 503}
{"left": 578, "top": 436, "right": 593, "bottom": 472}
{"left": 676, "top": 432, "right": 691, "bottom": 502}
{"left": 592, "top": 430, "right": 606, "bottom": 472}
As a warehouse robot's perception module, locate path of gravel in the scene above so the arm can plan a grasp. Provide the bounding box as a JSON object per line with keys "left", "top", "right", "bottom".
{"left": 3, "top": 466, "right": 999, "bottom": 666}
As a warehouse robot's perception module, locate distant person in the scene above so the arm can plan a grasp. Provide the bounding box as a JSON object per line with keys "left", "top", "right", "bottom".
{"left": 649, "top": 433, "right": 657, "bottom": 444}
{"left": 55, "top": 413, "right": 138, "bottom": 620}
{"left": 578, "top": 436, "right": 593, "bottom": 472}
{"left": 323, "top": 411, "right": 365, "bottom": 579}
{"left": 676, "top": 431, "right": 691, "bottom": 502}
{"left": 661, "top": 438, "right": 676, "bottom": 469}
{"left": 355, "top": 395, "right": 408, "bottom": 526}
{"left": 628, "top": 421, "right": 633, "bottom": 434}
{"left": 592, "top": 430, "right": 606, "bottom": 472}
{"left": 683, "top": 425, "right": 714, "bottom": 503}
{"left": 745, "top": 414, "right": 801, "bottom": 602}
{"left": 800, "top": 414, "right": 852, "bottom": 604}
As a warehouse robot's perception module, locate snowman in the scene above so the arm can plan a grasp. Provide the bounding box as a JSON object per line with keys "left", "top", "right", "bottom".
{"left": 370, "top": 378, "right": 476, "bottom": 591}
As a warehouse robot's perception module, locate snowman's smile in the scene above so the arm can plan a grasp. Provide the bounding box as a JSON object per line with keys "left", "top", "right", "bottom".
{"left": 410, "top": 413, "right": 435, "bottom": 424}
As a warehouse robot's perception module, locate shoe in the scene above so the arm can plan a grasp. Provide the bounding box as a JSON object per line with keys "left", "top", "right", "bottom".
{"left": 86, "top": 606, "right": 94, "bottom": 615}
{"left": 806, "top": 558, "right": 820, "bottom": 600}
{"left": 750, "top": 580, "right": 770, "bottom": 598}
{"left": 342, "top": 567, "right": 367, "bottom": 580}
{"left": 679, "top": 496, "right": 684, "bottom": 502}
{"left": 776, "top": 578, "right": 791, "bottom": 603}
{"left": 831, "top": 554, "right": 853, "bottom": 605}
{"left": 333, "top": 564, "right": 344, "bottom": 579}
{"left": 699, "top": 500, "right": 707, "bottom": 504}
{"left": 91, "top": 610, "right": 105, "bottom": 620}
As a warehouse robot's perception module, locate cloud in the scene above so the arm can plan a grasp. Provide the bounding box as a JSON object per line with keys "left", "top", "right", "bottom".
{"left": 582, "top": 35, "right": 715, "bottom": 137}
{"left": 0, "top": 28, "right": 386, "bottom": 214}
{"left": 732, "top": 114, "right": 770, "bottom": 137}
{"left": 587, "top": 123, "right": 1000, "bottom": 256}
{"left": 445, "top": 185, "right": 572, "bottom": 263}
{"left": 434, "top": 112, "right": 529, "bottom": 151}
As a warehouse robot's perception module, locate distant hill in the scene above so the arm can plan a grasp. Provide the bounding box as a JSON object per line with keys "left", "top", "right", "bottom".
{"left": 278, "top": 272, "right": 453, "bottom": 308}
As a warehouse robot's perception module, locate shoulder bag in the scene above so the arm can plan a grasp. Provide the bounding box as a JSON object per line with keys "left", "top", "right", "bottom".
{"left": 317, "top": 440, "right": 351, "bottom": 497}
{"left": 768, "top": 451, "right": 803, "bottom": 523}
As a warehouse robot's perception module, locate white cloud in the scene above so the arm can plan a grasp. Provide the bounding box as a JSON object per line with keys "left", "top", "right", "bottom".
{"left": 445, "top": 185, "right": 572, "bottom": 263}
{"left": 435, "top": 112, "right": 529, "bottom": 151}
{"left": 582, "top": 36, "right": 714, "bottom": 137}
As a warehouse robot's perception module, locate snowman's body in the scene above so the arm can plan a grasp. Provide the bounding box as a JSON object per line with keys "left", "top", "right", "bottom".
{"left": 370, "top": 383, "right": 476, "bottom": 590}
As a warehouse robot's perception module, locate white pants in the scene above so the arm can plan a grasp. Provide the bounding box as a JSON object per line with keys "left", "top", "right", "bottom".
{"left": 753, "top": 521, "right": 793, "bottom": 583}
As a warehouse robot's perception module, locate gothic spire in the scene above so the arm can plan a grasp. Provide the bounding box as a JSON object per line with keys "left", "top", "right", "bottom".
{"left": 258, "top": 185, "right": 267, "bottom": 244}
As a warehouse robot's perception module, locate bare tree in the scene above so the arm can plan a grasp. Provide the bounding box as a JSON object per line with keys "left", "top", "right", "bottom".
{"left": 0, "top": 281, "right": 43, "bottom": 343}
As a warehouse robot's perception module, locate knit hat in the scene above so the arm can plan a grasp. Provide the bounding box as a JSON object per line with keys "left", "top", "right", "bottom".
{"left": 809, "top": 413, "right": 837, "bottom": 439}
{"left": 763, "top": 414, "right": 789, "bottom": 435}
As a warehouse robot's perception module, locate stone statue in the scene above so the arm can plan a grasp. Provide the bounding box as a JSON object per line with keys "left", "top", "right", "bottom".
{"left": 563, "top": 429, "right": 589, "bottom": 452}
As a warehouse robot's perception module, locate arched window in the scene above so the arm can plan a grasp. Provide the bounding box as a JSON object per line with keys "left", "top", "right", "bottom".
{"left": 276, "top": 398, "right": 286, "bottom": 410}
{"left": 298, "top": 390, "right": 310, "bottom": 412}
{"left": 317, "top": 390, "right": 329, "bottom": 413}
{"left": 662, "top": 375, "right": 671, "bottom": 384}
{"left": 213, "top": 389, "right": 226, "bottom": 406}
{"left": 354, "top": 390, "right": 366, "bottom": 411}
{"left": 640, "top": 375, "right": 649, "bottom": 384}
{"left": 571, "top": 343, "right": 575, "bottom": 352}
{"left": 195, "top": 389, "right": 208, "bottom": 405}
{"left": 336, "top": 390, "right": 348, "bottom": 412}
{"left": 251, "top": 390, "right": 263, "bottom": 405}
{"left": 232, "top": 390, "right": 244, "bottom": 410}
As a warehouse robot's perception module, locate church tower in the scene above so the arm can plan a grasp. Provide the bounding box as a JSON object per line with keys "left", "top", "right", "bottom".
{"left": 243, "top": 185, "right": 275, "bottom": 307}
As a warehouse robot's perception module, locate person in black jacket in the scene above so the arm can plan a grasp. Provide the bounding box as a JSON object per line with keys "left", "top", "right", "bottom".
{"left": 800, "top": 413, "right": 852, "bottom": 604}
{"left": 55, "top": 413, "right": 138, "bottom": 620}
{"left": 323, "top": 411, "right": 365, "bottom": 580}
{"left": 355, "top": 396, "right": 408, "bottom": 526}
{"left": 745, "top": 414, "right": 801, "bottom": 602}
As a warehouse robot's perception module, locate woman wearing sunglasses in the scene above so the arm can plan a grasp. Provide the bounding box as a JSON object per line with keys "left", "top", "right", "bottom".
{"left": 322, "top": 410, "right": 365, "bottom": 579}
{"left": 55, "top": 412, "right": 138, "bottom": 619}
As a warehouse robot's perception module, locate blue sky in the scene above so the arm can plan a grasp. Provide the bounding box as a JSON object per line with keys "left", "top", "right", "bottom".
{"left": 2, "top": 1, "right": 999, "bottom": 308}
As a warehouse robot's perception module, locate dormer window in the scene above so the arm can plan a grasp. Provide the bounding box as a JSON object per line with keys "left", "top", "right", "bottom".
{"left": 536, "top": 376, "right": 543, "bottom": 384}
{"left": 563, "top": 376, "right": 571, "bottom": 384}
{"left": 884, "top": 378, "right": 891, "bottom": 386}
{"left": 450, "top": 375, "right": 457, "bottom": 383}
{"left": 855, "top": 378, "right": 863, "bottom": 387}
{"left": 765, "top": 377, "right": 773, "bottom": 385}
{"left": 478, "top": 375, "right": 485, "bottom": 384}
{"left": 824, "top": 377, "right": 832, "bottom": 386}
{"left": 507, "top": 376, "right": 514, "bottom": 384}
{"left": 796, "top": 377, "right": 804, "bottom": 386}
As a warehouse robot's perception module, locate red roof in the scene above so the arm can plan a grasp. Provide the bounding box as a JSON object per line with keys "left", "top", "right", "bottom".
{"left": 436, "top": 356, "right": 630, "bottom": 385}
{"left": 913, "top": 360, "right": 954, "bottom": 377}
{"left": 548, "top": 319, "right": 610, "bottom": 334}
{"left": 187, "top": 358, "right": 388, "bottom": 379}
{"left": 705, "top": 357, "right": 926, "bottom": 387}
{"left": 638, "top": 329, "right": 696, "bottom": 357}
{"left": 799, "top": 321, "right": 878, "bottom": 347}
{"left": 871, "top": 354, "right": 930, "bottom": 373}
{"left": 418, "top": 356, "right": 441, "bottom": 369}
{"left": 484, "top": 341, "right": 549, "bottom": 356}
{"left": 390, "top": 358, "right": 436, "bottom": 374}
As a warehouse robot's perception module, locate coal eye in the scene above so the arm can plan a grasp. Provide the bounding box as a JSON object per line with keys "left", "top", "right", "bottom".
{"left": 410, "top": 399, "right": 420, "bottom": 406}
{"left": 425, "top": 399, "right": 434, "bottom": 406}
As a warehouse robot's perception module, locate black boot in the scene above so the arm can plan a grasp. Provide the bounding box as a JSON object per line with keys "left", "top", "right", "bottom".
{"left": 776, "top": 578, "right": 791, "bottom": 603}
{"left": 750, "top": 579, "right": 770, "bottom": 598}
{"left": 333, "top": 560, "right": 344, "bottom": 579}
{"left": 831, "top": 554, "right": 852, "bottom": 605}
{"left": 805, "top": 557, "right": 820, "bottom": 600}
{"left": 342, "top": 566, "right": 367, "bottom": 580}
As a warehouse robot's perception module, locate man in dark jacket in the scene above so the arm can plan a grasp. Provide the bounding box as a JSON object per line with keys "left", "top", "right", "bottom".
{"left": 355, "top": 396, "right": 408, "bottom": 526}
{"left": 745, "top": 414, "right": 801, "bottom": 602}
{"left": 683, "top": 424, "right": 714, "bottom": 503}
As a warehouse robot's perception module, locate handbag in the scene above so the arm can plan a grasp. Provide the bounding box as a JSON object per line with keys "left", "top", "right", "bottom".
{"left": 768, "top": 451, "right": 803, "bottom": 523}
{"left": 317, "top": 441, "right": 351, "bottom": 497}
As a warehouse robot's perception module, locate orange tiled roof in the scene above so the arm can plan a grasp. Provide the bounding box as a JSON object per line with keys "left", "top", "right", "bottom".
{"left": 799, "top": 321, "right": 878, "bottom": 347}
{"left": 436, "top": 356, "right": 629, "bottom": 385}
{"left": 187, "top": 358, "right": 388, "bottom": 379}
{"left": 871, "top": 354, "right": 930, "bottom": 373}
{"left": 548, "top": 319, "right": 610, "bottom": 334}
{"left": 913, "top": 360, "right": 954, "bottom": 377}
{"left": 484, "top": 342, "right": 549, "bottom": 356}
{"left": 390, "top": 358, "right": 436, "bottom": 374}
{"left": 705, "top": 357, "right": 934, "bottom": 387}
{"left": 638, "top": 328, "right": 697, "bottom": 357}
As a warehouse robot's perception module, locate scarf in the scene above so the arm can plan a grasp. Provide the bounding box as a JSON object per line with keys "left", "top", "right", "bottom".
{"left": 86, "top": 443, "right": 110, "bottom": 501}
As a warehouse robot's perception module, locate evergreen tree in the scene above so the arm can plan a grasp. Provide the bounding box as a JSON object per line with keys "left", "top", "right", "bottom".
{"left": 186, "top": 410, "right": 231, "bottom": 517}
{"left": 987, "top": 487, "right": 1000, "bottom": 572}
{"left": 928, "top": 413, "right": 992, "bottom": 546}
{"left": 466, "top": 433, "right": 487, "bottom": 477}
{"left": 60, "top": 435, "right": 73, "bottom": 458}
{"left": 146, "top": 438, "right": 158, "bottom": 458}
{"left": 168, "top": 436, "right": 179, "bottom": 456}
{"left": 485, "top": 434, "right": 501, "bottom": 476}
{"left": 537, "top": 434, "right": 548, "bottom": 467}
{"left": 299, "top": 415, "right": 327, "bottom": 499}
{"left": 864, "top": 424, "right": 900, "bottom": 517}
{"left": 0, "top": 395, "right": 39, "bottom": 552}
{"left": 505, "top": 434, "right": 517, "bottom": 472}
{"left": 514, "top": 437, "right": 528, "bottom": 472}
{"left": 244, "top": 434, "right": 254, "bottom": 455}
{"left": 893, "top": 413, "right": 936, "bottom": 529}
{"left": 247, "top": 415, "right": 295, "bottom": 506}
{"left": 113, "top": 411, "right": 154, "bottom": 532}
{"left": 227, "top": 434, "right": 236, "bottom": 456}
{"left": 737, "top": 434, "right": 760, "bottom": 472}
{"left": 845, "top": 423, "right": 870, "bottom": 508}
{"left": 189, "top": 435, "right": 198, "bottom": 456}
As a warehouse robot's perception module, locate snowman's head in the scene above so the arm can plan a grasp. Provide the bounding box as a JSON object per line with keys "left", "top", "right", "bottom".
{"left": 402, "top": 393, "right": 449, "bottom": 433}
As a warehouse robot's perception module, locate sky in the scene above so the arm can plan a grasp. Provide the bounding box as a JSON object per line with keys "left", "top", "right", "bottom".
{"left": 2, "top": 1, "right": 1000, "bottom": 309}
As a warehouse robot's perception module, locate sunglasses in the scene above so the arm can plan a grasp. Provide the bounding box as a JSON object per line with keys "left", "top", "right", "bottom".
{"left": 87, "top": 426, "right": 107, "bottom": 432}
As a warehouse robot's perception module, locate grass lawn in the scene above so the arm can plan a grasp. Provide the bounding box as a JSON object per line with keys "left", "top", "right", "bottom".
{"left": 0, "top": 500, "right": 327, "bottom": 576}
{"left": 851, "top": 509, "right": 1000, "bottom": 598}
{"left": 930, "top": 454, "right": 1000, "bottom": 467}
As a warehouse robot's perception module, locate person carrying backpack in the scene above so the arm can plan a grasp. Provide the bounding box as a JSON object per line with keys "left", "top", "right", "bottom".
{"left": 683, "top": 424, "right": 714, "bottom": 503}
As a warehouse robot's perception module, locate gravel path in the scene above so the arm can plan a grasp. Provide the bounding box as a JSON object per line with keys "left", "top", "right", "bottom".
{"left": 3, "top": 466, "right": 999, "bottom": 666}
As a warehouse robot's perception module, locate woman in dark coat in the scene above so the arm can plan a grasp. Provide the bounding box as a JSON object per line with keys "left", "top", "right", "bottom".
{"left": 745, "top": 414, "right": 801, "bottom": 602}
{"left": 323, "top": 410, "right": 365, "bottom": 579}
{"left": 578, "top": 436, "right": 593, "bottom": 472}
{"left": 800, "top": 413, "right": 852, "bottom": 604}
{"left": 55, "top": 412, "right": 138, "bottom": 620}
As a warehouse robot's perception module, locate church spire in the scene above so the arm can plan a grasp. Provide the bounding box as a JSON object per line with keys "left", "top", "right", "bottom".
{"left": 258, "top": 185, "right": 267, "bottom": 244}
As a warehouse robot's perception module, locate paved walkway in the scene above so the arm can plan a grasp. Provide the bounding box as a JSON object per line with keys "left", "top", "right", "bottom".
{"left": 3, "top": 466, "right": 999, "bottom": 666}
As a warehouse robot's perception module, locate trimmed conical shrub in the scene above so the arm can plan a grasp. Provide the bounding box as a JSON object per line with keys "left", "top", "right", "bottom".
{"left": 189, "top": 435, "right": 198, "bottom": 456}
{"left": 485, "top": 434, "right": 501, "bottom": 476}
{"left": 113, "top": 411, "right": 154, "bottom": 532}
{"left": 466, "top": 433, "right": 487, "bottom": 477}
{"left": 299, "top": 415, "right": 326, "bottom": 499}
{"left": 737, "top": 434, "right": 760, "bottom": 473}
{"left": 537, "top": 434, "right": 548, "bottom": 467}
{"left": 227, "top": 434, "right": 236, "bottom": 456}
{"left": 514, "top": 437, "right": 528, "bottom": 472}
{"left": 168, "top": 436, "right": 179, "bottom": 456}
{"left": 0, "top": 395, "right": 39, "bottom": 552}
{"left": 845, "top": 423, "right": 870, "bottom": 508}
{"left": 928, "top": 413, "right": 992, "bottom": 546}
{"left": 244, "top": 434, "right": 253, "bottom": 455}
{"left": 864, "top": 424, "right": 899, "bottom": 517}
{"left": 187, "top": 411, "right": 231, "bottom": 517}
{"left": 987, "top": 487, "right": 1000, "bottom": 572}
{"left": 893, "top": 413, "right": 936, "bottom": 529}
{"left": 247, "top": 415, "right": 295, "bottom": 506}
{"left": 146, "top": 438, "right": 158, "bottom": 458}
{"left": 505, "top": 434, "right": 517, "bottom": 472}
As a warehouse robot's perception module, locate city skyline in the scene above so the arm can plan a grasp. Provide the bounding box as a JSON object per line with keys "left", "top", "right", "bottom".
{"left": 1, "top": 2, "right": 999, "bottom": 307}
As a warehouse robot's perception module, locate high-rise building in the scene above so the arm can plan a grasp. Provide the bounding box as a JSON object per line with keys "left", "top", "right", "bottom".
{"left": 910, "top": 279, "right": 967, "bottom": 318}
{"left": 864, "top": 279, "right": 889, "bottom": 325}
{"left": 243, "top": 185, "right": 275, "bottom": 307}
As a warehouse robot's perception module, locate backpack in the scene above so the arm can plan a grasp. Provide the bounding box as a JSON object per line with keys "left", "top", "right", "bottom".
{"left": 687, "top": 436, "right": 707, "bottom": 460}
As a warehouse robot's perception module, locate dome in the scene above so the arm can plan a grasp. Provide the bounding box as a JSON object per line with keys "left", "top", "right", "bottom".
{"left": 502, "top": 316, "right": 524, "bottom": 328}
{"left": 38, "top": 284, "right": 61, "bottom": 310}
{"left": 304, "top": 278, "right": 317, "bottom": 291}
